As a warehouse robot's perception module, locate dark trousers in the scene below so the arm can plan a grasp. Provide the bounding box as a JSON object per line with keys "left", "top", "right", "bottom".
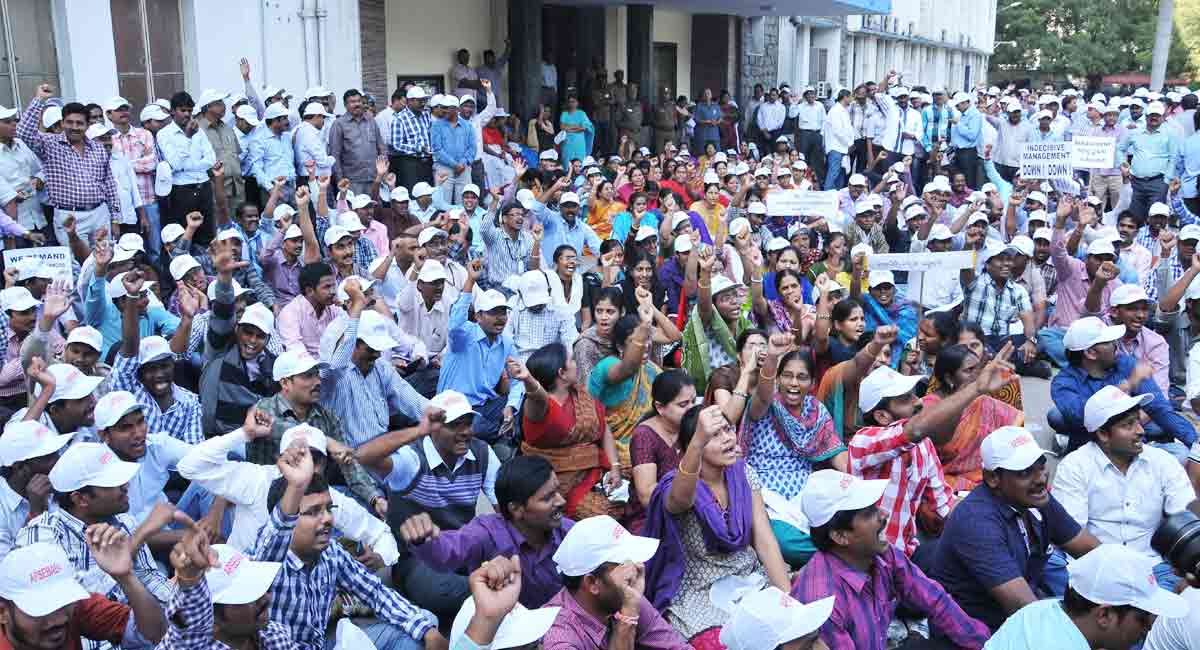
{"left": 849, "top": 138, "right": 873, "bottom": 173}
{"left": 166, "top": 180, "right": 214, "bottom": 247}
{"left": 996, "top": 163, "right": 1019, "bottom": 184}
{"left": 595, "top": 120, "right": 611, "bottom": 155}
{"left": 1130, "top": 175, "right": 1167, "bottom": 220}
{"left": 954, "top": 146, "right": 980, "bottom": 189}
{"left": 984, "top": 333, "right": 1036, "bottom": 374}
{"left": 796, "top": 129, "right": 824, "bottom": 180}
{"left": 242, "top": 176, "right": 261, "bottom": 210}
{"left": 389, "top": 154, "right": 433, "bottom": 192}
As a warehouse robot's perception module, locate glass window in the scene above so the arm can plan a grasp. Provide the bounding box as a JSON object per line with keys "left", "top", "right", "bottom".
{"left": 0, "top": 0, "right": 60, "bottom": 107}
{"left": 111, "top": 0, "right": 183, "bottom": 112}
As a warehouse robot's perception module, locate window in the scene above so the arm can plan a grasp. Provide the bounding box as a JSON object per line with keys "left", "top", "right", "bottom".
{"left": 111, "top": 0, "right": 184, "bottom": 111}
{"left": 0, "top": 0, "right": 59, "bottom": 107}
{"left": 746, "top": 17, "right": 765, "bottom": 56}
{"left": 809, "top": 48, "right": 828, "bottom": 83}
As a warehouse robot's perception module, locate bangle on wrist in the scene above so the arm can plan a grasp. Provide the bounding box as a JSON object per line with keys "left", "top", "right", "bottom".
{"left": 613, "top": 612, "right": 639, "bottom": 626}
{"left": 732, "top": 390, "right": 751, "bottom": 400}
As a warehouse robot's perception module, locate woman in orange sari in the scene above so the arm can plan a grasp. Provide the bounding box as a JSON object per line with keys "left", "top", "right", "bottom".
{"left": 512, "top": 343, "right": 624, "bottom": 520}
{"left": 587, "top": 179, "right": 625, "bottom": 241}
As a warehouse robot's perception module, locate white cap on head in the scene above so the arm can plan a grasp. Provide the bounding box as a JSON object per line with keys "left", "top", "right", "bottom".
{"left": 417, "top": 227, "right": 447, "bottom": 247}
{"left": 1033, "top": 227, "right": 1053, "bottom": 242}
{"left": 35, "top": 363, "right": 103, "bottom": 403}
{"left": 867, "top": 270, "right": 895, "bottom": 289}
{"left": 1063, "top": 316, "right": 1126, "bottom": 352}
{"left": 518, "top": 270, "right": 552, "bottom": 308}
{"left": 41, "top": 106, "right": 62, "bottom": 129}
{"left": 559, "top": 191, "right": 580, "bottom": 206}
{"left": 161, "top": 223, "right": 186, "bottom": 244}
{"left": 848, "top": 173, "right": 867, "bottom": 187}
{"left": 0, "top": 420, "right": 72, "bottom": 467}
{"left": 1010, "top": 235, "right": 1035, "bottom": 258}
{"left": 238, "top": 303, "right": 275, "bottom": 335}
{"left": 552, "top": 515, "right": 660, "bottom": 576}
{"left": 1109, "top": 283, "right": 1150, "bottom": 307}
{"left": 140, "top": 104, "right": 169, "bottom": 122}
{"left": 263, "top": 103, "right": 289, "bottom": 121}
{"left": 335, "top": 275, "right": 375, "bottom": 303}
{"left": 195, "top": 89, "right": 230, "bottom": 110}
{"left": 635, "top": 225, "right": 658, "bottom": 242}
{"left": 323, "top": 225, "right": 353, "bottom": 247}
{"left": 1084, "top": 385, "right": 1154, "bottom": 432}
{"left": 1067, "top": 545, "right": 1189, "bottom": 617}
{"left": 283, "top": 224, "right": 303, "bottom": 240}
{"left": 348, "top": 193, "right": 375, "bottom": 210}
{"left": 981, "top": 426, "right": 1047, "bottom": 471}
{"left": 1084, "top": 238, "right": 1116, "bottom": 257}
{"left": 280, "top": 423, "right": 328, "bottom": 456}
{"left": 417, "top": 259, "right": 449, "bottom": 283}
{"left": 85, "top": 123, "right": 117, "bottom": 140}
{"left": 1146, "top": 101, "right": 1166, "bottom": 116}
{"left": 1026, "top": 209, "right": 1049, "bottom": 225}
{"left": 967, "top": 211, "right": 991, "bottom": 227}
{"left": 952, "top": 91, "right": 973, "bottom": 104}
{"left": 0, "top": 543, "right": 90, "bottom": 616}
{"left": 430, "top": 389, "right": 477, "bottom": 423}
{"left": 928, "top": 224, "right": 954, "bottom": 241}
{"left": 335, "top": 211, "right": 366, "bottom": 233}
{"left": 207, "top": 278, "right": 249, "bottom": 301}
{"left": 728, "top": 217, "right": 751, "bottom": 237}
{"left": 1180, "top": 224, "right": 1200, "bottom": 243}
{"left": 719, "top": 587, "right": 834, "bottom": 650}
{"left": 670, "top": 212, "right": 691, "bottom": 231}
{"left": 539, "top": 149, "right": 558, "bottom": 161}
{"left": 48, "top": 442, "right": 140, "bottom": 492}
{"left": 515, "top": 188, "right": 536, "bottom": 210}
{"left": 205, "top": 544, "right": 282, "bottom": 605}
{"left": 1033, "top": 109, "right": 1053, "bottom": 121}
{"left": 979, "top": 242, "right": 1019, "bottom": 265}
{"left": 272, "top": 347, "right": 327, "bottom": 381}
{"left": 451, "top": 594, "right": 560, "bottom": 650}
{"left": 801, "top": 469, "right": 889, "bottom": 528}
{"left": 747, "top": 202, "right": 767, "bottom": 215}
{"left": 93, "top": 391, "right": 145, "bottom": 430}
{"left": 849, "top": 242, "right": 873, "bottom": 261}
{"left": 234, "top": 105, "right": 260, "bottom": 126}
{"left": 137, "top": 336, "right": 173, "bottom": 366}
{"left": 710, "top": 274, "right": 743, "bottom": 298}
{"left": 474, "top": 289, "right": 509, "bottom": 313}
{"left": 859, "top": 366, "right": 922, "bottom": 414}
{"left": 169, "top": 254, "right": 202, "bottom": 281}
{"left": 766, "top": 237, "right": 789, "bottom": 252}
{"left": 1149, "top": 202, "right": 1171, "bottom": 217}
{"left": 0, "top": 287, "right": 38, "bottom": 313}
{"left": 1027, "top": 191, "right": 1048, "bottom": 206}
{"left": 406, "top": 86, "right": 428, "bottom": 100}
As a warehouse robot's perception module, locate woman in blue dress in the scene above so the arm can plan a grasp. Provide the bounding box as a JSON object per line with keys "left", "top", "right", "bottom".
{"left": 693, "top": 88, "right": 722, "bottom": 153}
{"left": 559, "top": 95, "right": 594, "bottom": 165}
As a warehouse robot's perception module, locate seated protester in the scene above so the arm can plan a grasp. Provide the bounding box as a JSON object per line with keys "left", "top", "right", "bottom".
{"left": 82, "top": 240, "right": 180, "bottom": 361}
{"left": 177, "top": 412, "right": 397, "bottom": 562}
{"left": 356, "top": 391, "right": 499, "bottom": 622}
{"left": 1155, "top": 229, "right": 1200, "bottom": 401}
{"left": 251, "top": 347, "right": 386, "bottom": 516}
{"left": 793, "top": 470, "right": 990, "bottom": 650}
{"left": 110, "top": 270, "right": 203, "bottom": 444}
{"left": 276, "top": 261, "right": 346, "bottom": 358}
{"left": 705, "top": 329, "right": 767, "bottom": 427}
{"left": 811, "top": 293, "right": 866, "bottom": 381}
{"left": 186, "top": 277, "right": 284, "bottom": 364}
{"left": 720, "top": 587, "right": 834, "bottom": 650}
{"left": 985, "top": 544, "right": 1188, "bottom": 650}
{"left": 0, "top": 542, "right": 167, "bottom": 650}
{"left": 368, "top": 233, "right": 416, "bottom": 312}
{"left": 449, "top": 183, "right": 488, "bottom": 261}
{"left": 252, "top": 442, "right": 448, "bottom": 650}
{"left": 171, "top": 211, "right": 277, "bottom": 310}
{"left": 1039, "top": 197, "right": 1121, "bottom": 369}
{"left": 167, "top": 254, "right": 211, "bottom": 317}
{"left": 851, "top": 265, "right": 918, "bottom": 363}
{"left": 159, "top": 536, "right": 294, "bottom": 650}
{"left": 0, "top": 421, "right": 73, "bottom": 555}
{"left": 543, "top": 514, "right": 690, "bottom": 650}
{"left": 333, "top": 207, "right": 380, "bottom": 272}
{"left": 588, "top": 308, "right": 662, "bottom": 472}
{"left": 1106, "top": 284, "right": 1169, "bottom": 394}
{"left": 1049, "top": 386, "right": 1194, "bottom": 594}
{"left": 574, "top": 287, "right": 622, "bottom": 386}
{"left": 396, "top": 455, "right": 572, "bottom": 609}
{"left": 814, "top": 325, "right": 895, "bottom": 442}
{"left": 2, "top": 258, "right": 80, "bottom": 335}
{"left": 417, "top": 226, "right": 469, "bottom": 293}
{"left": 927, "top": 427, "right": 1099, "bottom": 633}
{"left": 960, "top": 240, "right": 1045, "bottom": 377}
{"left": 642, "top": 401, "right": 793, "bottom": 647}
{"left": 478, "top": 198, "right": 537, "bottom": 293}
{"left": 510, "top": 346, "right": 622, "bottom": 520}
{"left": 1009, "top": 235, "right": 1048, "bottom": 331}
{"left": 76, "top": 232, "right": 144, "bottom": 316}
{"left": 845, "top": 200, "right": 889, "bottom": 253}
{"left": 1145, "top": 589, "right": 1200, "bottom": 650}
{"left": 902, "top": 311, "right": 960, "bottom": 378}
{"left": 18, "top": 443, "right": 173, "bottom": 606}
{"left": 9, "top": 362, "right": 102, "bottom": 441}
{"left": 681, "top": 248, "right": 757, "bottom": 394}
{"left": 447, "top": 555, "right": 562, "bottom": 650}
{"left": 395, "top": 258, "right": 459, "bottom": 366}
{"left": 259, "top": 220, "right": 305, "bottom": 307}
{"left": 321, "top": 282, "right": 428, "bottom": 445}
{"left": 1051, "top": 317, "right": 1196, "bottom": 457}
{"left": 200, "top": 246, "right": 280, "bottom": 435}
{"left": 529, "top": 184, "right": 603, "bottom": 265}
{"left": 437, "top": 259, "right": 516, "bottom": 444}
{"left": 19, "top": 295, "right": 109, "bottom": 397}
{"left": 629, "top": 371, "right": 694, "bottom": 534}
{"left": 0, "top": 287, "right": 61, "bottom": 415}
{"left": 658, "top": 226, "right": 695, "bottom": 316}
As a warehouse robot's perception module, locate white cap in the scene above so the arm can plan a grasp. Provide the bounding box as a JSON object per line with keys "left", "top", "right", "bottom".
{"left": 0, "top": 420, "right": 72, "bottom": 467}
{"left": 981, "top": 426, "right": 1047, "bottom": 471}
{"left": 670, "top": 211, "right": 691, "bottom": 231}
{"left": 559, "top": 191, "right": 580, "bottom": 206}
{"left": 35, "top": 363, "right": 103, "bottom": 403}
{"left": 720, "top": 588, "right": 834, "bottom": 650}
{"left": 0, "top": 287, "right": 38, "bottom": 313}
{"left": 195, "top": 89, "right": 229, "bottom": 110}
{"left": 1110, "top": 284, "right": 1150, "bottom": 307}
{"left": 889, "top": 86, "right": 910, "bottom": 98}
{"left": 903, "top": 204, "right": 928, "bottom": 222}
{"left": 234, "top": 105, "right": 260, "bottom": 126}
{"left": 323, "top": 226, "right": 353, "bottom": 247}
{"left": 1033, "top": 226, "right": 1053, "bottom": 242}
{"left": 967, "top": 211, "right": 990, "bottom": 227}
{"left": 928, "top": 224, "right": 954, "bottom": 241}
{"left": 673, "top": 235, "right": 693, "bottom": 254}
{"left": 801, "top": 469, "right": 889, "bottom": 528}
{"left": 854, "top": 201, "right": 874, "bottom": 215}
{"left": 280, "top": 423, "right": 327, "bottom": 456}
{"left": 417, "top": 227, "right": 447, "bottom": 247}
{"left": 1026, "top": 209, "right": 1049, "bottom": 225}
{"left": 1026, "top": 191, "right": 1047, "bottom": 206}
{"left": 1149, "top": 202, "right": 1171, "bottom": 217}
{"left": 747, "top": 202, "right": 767, "bottom": 215}
{"left": 140, "top": 104, "right": 169, "bottom": 122}
{"left": 848, "top": 173, "right": 867, "bottom": 187}
{"left": 1033, "top": 109, "right": 1053, "bottom": 121}
{"left": 766, "top": 237, "right": 790, "bottom": 253}
{"left": 1068, "top": 545, "right": 1189, "bottom": 617}
{"left": 84, "top": 123, "right": 116, "bottom": 140}
{"left": 283, "top": 224, "right": 303, "bottom": 240}
{"left": 1010, "top": 235, "right": 1035, "bottom": 258}
{"left": 474, "top": 289, "right": 509, "bottom": 313}
{"left": 137, "top": 336, "right": 173, "bottom": 366}
{"left": 412, "top": 182, "right": 435, "bottom": 199}
{"left": 1005, "top": 100, "right": 1023, "bottom": 112}
{"left": 205, "top": 544, "right": 282, "bottom": 605}
{"left": 451, "top": 594, "right": 560, "bottom": 650}
{"left": 729, "top": 217, "right": 751, "bottom": 237}
{"left": 48, "top": 442, "right": 139, "bottom": 492}
{"left": 0, "top": 543, "right": 89, "bottom": 616}
{"left": 775, "top": 167, "right": 793, "bottom": 178}
{"left": 952, "top": 91, "right": 973, "bottom": 104}
{"left": 712, "top": 152, "right": 728, "bottom": 163}
{"left": 539, "top": 149, "right": 558, "bottom": 161}
{"left": 849, "top": 242, "right": 873, "bottom": 260}
{"left": 335, "top": 276, "right": 375, "bottom": 303}
{"left": 169, "top": 254, "right": 202, "bottom": 281}
{"left": 430, "top": 389, "right": 477, "bottom": 423}
{"left": 859, "top": 366, "right": 922, "bottom": 414}
{"left": 207, "top": 278, "right": 249, "bottom": 301}
{"left": 710, "top": 274, "right": 743, "bottom": 297}
{"left": 238, "top": 303, "right": 275, "bottom": 335}
{"left": 262, "top": 103, "right": 289, "bottom": 120}
{"left": 1038, "top": 94, "right": 1059, "bottom": 105}
{"left": 703, "top": 170, "right": 721, "bottom": 184}
{"left": 356, "top": 310, "right": 399, "bottom": 352}
{"left": 405, "top": 86, "right": 428, "bottom": 100}
{"left": 302, "top": 103, "right": 329, "bottom": 118}
{"left": 553, "top": 515, "right": 660, "bottom": 576}
{"left": 1084, "top": 385, "right": 1154, "bottom": 432}
{"left": 1084, "top": 238, "right": 1116, "bottom": 257}
{"left": 732, "top": 161, "right": 750, "bottom": 176}
{"left": 634, "top": 226, "right": 658, "bottom": 242}
{"left": 348, "top": 193, "right": 375, "bottom": 211}
{"left": 518, "top": 270, "right": 552, "bottom": 308}
{"left": 979, "top": 242, "right": 1019, "bottom": 265}
{"left": 867, "top": 270, "right": 895, "bottom": 289}
{"left": 41, "top": 106, "right": 61, "bottom": 128}
{"left": 754, "top": 167, "right": 771, "bottom": 178}
{"left": 1147, "top": 101, "right": 1166, "bottom": 116}
{"left": 304, "top": 86, "right": 331, "bottom": 99}
{"left": 1180, "top": 224, "right": 1200, "bottom": 243}
{"left": 515, "top": 188, "right": 536, "bottom": 210}
{"left": 161, "top": 223, "right": 186, "bottom": 244}
{"left": 335, "top": 211, "right": 366, "bottom": 233}
{"left": 93, "top": 391, "right": 145, "bottom": 430}
{"left": 272, "top": 347, "right": 327, "bottom": 381}
{"left": 1063, "top": 316, "right": 1126, "bottom": 352}
{"left": 416, "top": 259, "right": 449, "bottom": 283}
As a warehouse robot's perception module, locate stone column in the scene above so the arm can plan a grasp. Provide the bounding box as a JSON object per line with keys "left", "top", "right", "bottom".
{"left": 508, "top": 0, "right": 544, "bottom": 120}
{"left": 627, "top": 4, "right": 654, "bottom": 99}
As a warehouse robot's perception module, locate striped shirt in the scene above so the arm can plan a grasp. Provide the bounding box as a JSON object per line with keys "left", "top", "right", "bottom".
{"left": 390, "top": 107, "right": 432, "bottom": 157}
{"left": 111, "top": 352, "right": 204, "bottom": 445}
{"left": 479, "top": 212, "right": 535, "bottom": 289}
{"left": 791, "top": 545, "right": 990, "bottom": 650}
{"left": 157, "top": 579, "right": 294, "bottom": 650}
{"left": 1146, "top": 251, "right": 1185, "bottom": 303}
{"left": 848, "top": 422, "right": 952, "bottom": 557}
{"left": 17, "top": 98, "right": 120, "bottom": 214}
{"left": 251, "top": 506, "right": 435, "bottom": 650}
{"left": 962, "top": 274, "right": 1032, "bottom": 338}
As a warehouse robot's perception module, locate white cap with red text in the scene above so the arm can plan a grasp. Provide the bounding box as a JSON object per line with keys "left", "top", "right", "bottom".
{"left": 1084, "top": 385, "right": 1154, "bottom": 433}
{"left": 981, "top": 426, "right": 1047, "bottom": 471}
{"left": 48, "top": 442, "right": 140, "bottom": 492}
{"left": 0, "top": 420, "right": 73, "bottom": 467}
{"left": 94, "top": 390, "right": 145, "bottom": 430}
{"left": 206, "top": 544, "right": 282, "bottom": 605}
{"left": 1068, "top": 544, "right": 1188, "bottom": 617}
{"left": 859, "top": 366, "right": 922, "bottom": 413}
{"left": 34, "top": 363, "right": 103, "bottom": 403}
{"left": 429, "top": 390, "right": 477, "bottom": 424}
{"left": 553, "top": 514, "right": 660, "bottom": 576}
{"left": 0, "top": 543, "right": 89, "bottom": 616}
{"left": 800, "top": 470, "right": 889, "bottom": 528}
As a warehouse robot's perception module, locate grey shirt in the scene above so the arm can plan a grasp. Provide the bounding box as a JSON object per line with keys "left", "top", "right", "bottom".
{"left": 329, "top": 111, "right": 386, "bottom": 182}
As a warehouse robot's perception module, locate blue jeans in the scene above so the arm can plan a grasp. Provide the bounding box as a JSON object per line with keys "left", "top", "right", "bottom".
{"left": 144, "top": 201, "right": 162, "bottom": 265}
{"left": 1044, "top": 547, "right": 1180, "bottom": 595}
{"left": 1038, "top": 326, "right": 1068, "bottom": 368}
{"left": 173, "top": 481, "right": 234, "bottom": 539}
{"left": 324, "top": 621, "right": 427, "bottom": 650}
{"left": 825, "top": 151, "right": 846, "bottom": 190}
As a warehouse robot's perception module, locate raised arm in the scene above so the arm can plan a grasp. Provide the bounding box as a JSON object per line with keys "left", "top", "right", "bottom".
{"left": 666, "top": 405, "right": 723, "bottom": 514}
{"left": 294, "top": 185, "right": 321, "bottom": 264}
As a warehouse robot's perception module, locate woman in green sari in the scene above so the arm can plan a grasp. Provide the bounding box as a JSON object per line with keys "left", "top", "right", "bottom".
{"left": 587, "top": 302, "right": 662, "bottom": 470}
{"left": 681, "top": 238, "right": 761, "bottom": 394}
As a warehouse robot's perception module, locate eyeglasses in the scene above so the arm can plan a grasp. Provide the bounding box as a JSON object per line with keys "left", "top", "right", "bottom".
{"left": 299, "top": 503, "right": 339, "bottom": 518}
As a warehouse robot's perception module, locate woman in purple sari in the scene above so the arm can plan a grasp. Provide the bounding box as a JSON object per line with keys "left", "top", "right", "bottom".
{"left": 642, "top": 404, "right": 790, "bottom": 649}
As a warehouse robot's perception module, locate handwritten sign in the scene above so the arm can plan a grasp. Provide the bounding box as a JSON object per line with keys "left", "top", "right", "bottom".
{"left": 766, "top": 189, "right": 839, "bottom": 217}
{"left": 3, "top": 246, "right": 73, "bottom": 282}
{"left": 1070, "top": 136, "right": 1116, "bottom": 169}
{"left": 1020, "top": 142, "right": 1073, "bottom": 181}
{"left": 867, "top": 250, "right": 975, "bottom": 273}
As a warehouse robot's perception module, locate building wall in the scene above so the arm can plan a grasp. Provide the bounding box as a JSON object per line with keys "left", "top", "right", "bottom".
{"left": 384, "top": 0, "right": 505, "bottom": 95}
{"left": 652, "top": 8, "right": 692, "bottom": 99}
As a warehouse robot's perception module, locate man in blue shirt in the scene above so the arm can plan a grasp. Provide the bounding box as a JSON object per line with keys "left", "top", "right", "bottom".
{"left": 430, "top": 95, "right": 476, "bottom": 205}
{"left": 529, "top": 177, "right": 601, "bottom": 264}
{"left": 157, "top": 91, "right": 217, "bottom": 246}
{"left": 951, "top": 91, "right": 982, "bottom": 189}
{"left": 83, "top": 244, "right": 180, "bottom": 360}
{"left": 1120, "top": 101, "right": 1178, "bottom": 219}
{"left": 247, "top": 104, "right": 295, "bottom": 206}
{"left": 1049, "top": 316, "right": 1196, "bottom": 455}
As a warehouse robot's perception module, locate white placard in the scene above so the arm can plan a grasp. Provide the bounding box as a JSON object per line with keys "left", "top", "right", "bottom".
{"left": 1020, "top": 142, "right": 1073, "bottom": 181}
{"left": 867, "top": 250, "right": 975, "bottom": 273}
{"left": 1070, "top": 136, "right": 1116, "bottom": 169}
{"left": 766, "top": 189, "right": 839, "bottom": 217}
{"left": 3, "top": 246, "right": 72, "bottom": 281}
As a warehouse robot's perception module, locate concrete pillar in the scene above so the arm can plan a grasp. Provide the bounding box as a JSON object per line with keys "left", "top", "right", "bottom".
{"left": 508, "top": 0, "right": 544, "bottom": 120}
{"left": 575, "top": 6, "right": 606, "bottom": 91}
{"left": 627, "top": 4, "right": 654, "bottom": 101}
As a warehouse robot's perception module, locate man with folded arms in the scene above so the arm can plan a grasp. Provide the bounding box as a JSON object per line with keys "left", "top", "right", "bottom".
{"left": 542, "top": 514, "right": 688, "bottom": 650}
{"left": 985, "top": 544, "right": 1188, "bottom": 650}
{"left": 0, "top": 421, "right": 73, "bottom": 555}
{"left": 927, "top": 427, "right": 1099, "bottom": 634}
{"left": 791, "top": 470, "right": 989, "bottom": 650}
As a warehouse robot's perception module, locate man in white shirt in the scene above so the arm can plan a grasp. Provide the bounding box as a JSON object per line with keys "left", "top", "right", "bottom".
{"left": 293, "top": 102, "right": 335, "bottom": 182}
{"left": 0, "top": 104, "right": 44, "bottom": 237}
{"left": 908, "top": 221, "right": 963, "bottom": 311}
{"left": 395, "top": 258, "right": 458, "bottom": 364}
{"left": 796, "top": 86, "right": 826, "bottom": 181}
{"left": 89, "top": 124, "right": 143, "bottom": 236}
{"left": 823, "top": 88, "right": 855, "bottom": 191}
{"left": 0, "top": 420, "right": 72, "bottom": 556}
{"left": 876, "top": 72, "right": 924, "bottom": 165}
{"left": 756, "top": 87, "right": 787, "bottom": 149}
{"left": 1050, "top": 385, "right": 1195, "bottom": 593}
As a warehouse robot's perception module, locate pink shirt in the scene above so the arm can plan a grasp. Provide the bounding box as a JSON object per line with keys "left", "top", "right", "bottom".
{"left": 541, "top": 588, "right": 690, "bottom": 650}
{"left": 363, "top": 220, "right": 389, "bottom": 257}
{"left": 0, "top": 327, "right": 63, "bottom": 397}
{"left": 1050, "top": 228, "right": 1119, "bottom": 329}
{"left": 1120, "top": 243, "right": 1154, "bottom": 288}
{"left": 275, "top": 295, "right": 345, "bottom": 357}
{"left": 1109, "top": 321, "right": 1171, "bottom": 395}
{"left": 110, "top": 127, "right": 157, "bottom": 206}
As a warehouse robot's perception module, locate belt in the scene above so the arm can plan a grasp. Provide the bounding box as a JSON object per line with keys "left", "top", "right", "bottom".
{"left": 54, "top": 202, "right": 101, "bottom": 212}
{"left": 799, "top": 128, "right": 821, "bottom": 133}
{"left": 393, "top": 153, "right": 432, "bottom": 160}
{"left": 1134, "top": 174, "right": 1164, "bottom": 182}
{"left": 175, "top": 181, "right": 209, "bottom": 189}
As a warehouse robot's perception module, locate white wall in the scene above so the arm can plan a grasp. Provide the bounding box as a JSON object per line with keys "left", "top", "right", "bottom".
{"left": 52, "top": 0, "right": 119, "bottom": 103}
{"left": 385, "top": 0, "right": 504, "bottom": 96}
{"left": 605, "top": 5, "right": 628, "bottom": 82}
{"left": 652, "top": 8, "right": 691, "bottom": 99}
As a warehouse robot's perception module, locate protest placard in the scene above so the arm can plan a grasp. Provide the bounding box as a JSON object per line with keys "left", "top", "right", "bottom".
{"left": 766, "top": 189, "right": 839, "bottom": 217}
{"left": 1020, "top": 142, "right": 1073, "bottom": 181}
{"left": 867, "top": 250, "right": 975, "bottom": 273}
{"left": 1070, "top": 136, "right": 1116, "bottom": 169}
{"left": 3, "top": 246, "right": 73, "bottom": 282}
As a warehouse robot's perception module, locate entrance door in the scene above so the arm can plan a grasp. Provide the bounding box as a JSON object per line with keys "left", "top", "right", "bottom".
{"left": 654, "top": 42, "right": 677, "bottom": 100}
{"left": 111, "top": 0, "right": 184, "bottom": 113}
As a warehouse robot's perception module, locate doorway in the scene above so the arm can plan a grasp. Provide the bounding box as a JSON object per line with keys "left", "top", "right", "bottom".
{"left": 654, "top": 42, "right": 677, "bottom": 100}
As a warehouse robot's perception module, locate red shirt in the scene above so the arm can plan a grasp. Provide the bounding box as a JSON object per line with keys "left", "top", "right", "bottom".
{"left": 0, "top": 594, "right": 129, "bottom": 650}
